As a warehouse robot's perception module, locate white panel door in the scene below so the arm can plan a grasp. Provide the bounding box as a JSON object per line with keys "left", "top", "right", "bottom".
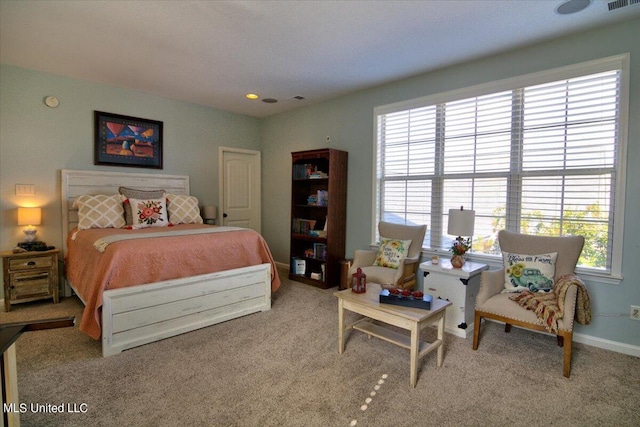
{"left": 219, "top": 147, "right": 261, "bottom": 232}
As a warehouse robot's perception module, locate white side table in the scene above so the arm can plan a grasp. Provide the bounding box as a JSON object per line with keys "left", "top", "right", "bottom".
{"left": 419, "top": 259, "right": 488, "bottom": 338}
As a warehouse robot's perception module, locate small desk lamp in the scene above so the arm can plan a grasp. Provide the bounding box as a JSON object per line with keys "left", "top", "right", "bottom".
{"left": 202, "top": 205, "right": 217, "bottom": 225}
{"left": 18, "top": 207, "right": 42, "bottom": 243}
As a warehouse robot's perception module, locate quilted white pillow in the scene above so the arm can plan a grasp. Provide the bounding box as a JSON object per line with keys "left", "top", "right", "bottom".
{"left": 166, "top": 194, "right": 203, "bottom": 225}
{"left": 73, "top": 194, "right": 126, "bottom": 230}
{"left": 127, "top": 197, "right": 170, "bottom": 229}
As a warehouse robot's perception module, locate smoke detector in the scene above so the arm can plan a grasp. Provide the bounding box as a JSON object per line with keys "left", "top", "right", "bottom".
{"left": 556, "top": 0, "right": 591, "bottom": 15}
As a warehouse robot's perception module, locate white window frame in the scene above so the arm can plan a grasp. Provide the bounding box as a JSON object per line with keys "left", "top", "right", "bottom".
{"left": 373, "top": 54, "right": 629, "bottom": 284}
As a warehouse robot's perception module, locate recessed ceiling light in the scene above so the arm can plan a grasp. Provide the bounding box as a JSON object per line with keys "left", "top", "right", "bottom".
{"left": 556, "top": 0, "right": 591, "bottom": 15}
{"left": 262, "top": 98, "right": 278, "bottom": 103}
{"left": 245, "top": 93, "right": 259, "bottom": 100}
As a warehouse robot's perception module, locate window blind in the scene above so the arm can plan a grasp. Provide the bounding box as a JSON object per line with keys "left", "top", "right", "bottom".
{"left": 375, "top": 62, "right": 625, "bottom": 274}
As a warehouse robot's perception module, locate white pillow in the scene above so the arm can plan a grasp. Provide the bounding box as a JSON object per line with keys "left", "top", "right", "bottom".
{"left": 502, "top": 251, "right": 557, "bottom": 293}
{"left": 127, "top": 197, "right": 170, "bottom": 229}
{"left": 73, "top": 194, "right": 126, "bottom": 230}
{"left": 373, "top": 238, "right": 412, "bottom": 269}
{"left": 166, "top": 194, "right": 203, "bottom": 225}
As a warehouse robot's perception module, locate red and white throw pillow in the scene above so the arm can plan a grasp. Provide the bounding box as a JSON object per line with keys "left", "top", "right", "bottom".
{"left": 127, "top": 197, "right": 170, "bottom": 229}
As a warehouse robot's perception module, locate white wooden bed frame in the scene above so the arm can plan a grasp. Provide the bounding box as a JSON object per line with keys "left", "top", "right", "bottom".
{"left": 61, "top": 169, "right": 272, "bottom": 357}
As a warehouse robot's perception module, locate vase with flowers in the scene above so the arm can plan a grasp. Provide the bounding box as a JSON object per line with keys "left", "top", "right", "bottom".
{"left": 450, "top": 237, "right": 471, "bottom": 268}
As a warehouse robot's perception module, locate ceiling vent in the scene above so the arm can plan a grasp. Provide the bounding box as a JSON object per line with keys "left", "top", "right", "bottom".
{"left": 608, "top": 0, "right": 640, "bottom": 11}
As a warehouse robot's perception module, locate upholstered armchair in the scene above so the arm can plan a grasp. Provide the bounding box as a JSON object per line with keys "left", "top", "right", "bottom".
{"left": 473, "top": 230, "right": 587, "bottom": 378}
{"left": 347, "top": 222, "right": 427, "bottom": 290}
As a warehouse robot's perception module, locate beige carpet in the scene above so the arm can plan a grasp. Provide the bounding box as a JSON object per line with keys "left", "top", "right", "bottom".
{"left": 2, "top": 267, "right": 639, "bottom": 427}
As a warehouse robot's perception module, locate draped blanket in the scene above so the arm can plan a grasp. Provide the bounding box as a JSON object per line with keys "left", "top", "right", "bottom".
{"left": 509, "top": 274, "right": 591, "bottom": 333}
{"left": 93, "top": 226, "right": 246, "bottom": 252}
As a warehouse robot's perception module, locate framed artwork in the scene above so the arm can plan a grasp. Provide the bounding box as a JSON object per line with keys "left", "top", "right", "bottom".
{"left": 94, "top": 111, "right": 163, "bottom": 169}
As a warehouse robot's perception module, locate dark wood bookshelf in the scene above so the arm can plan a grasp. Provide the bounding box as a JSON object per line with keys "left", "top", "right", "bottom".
{"left": 289, "top": 148, "right": 347, "bottom": 289}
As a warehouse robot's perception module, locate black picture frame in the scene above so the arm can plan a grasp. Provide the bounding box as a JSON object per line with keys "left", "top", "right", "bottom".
{"left": 94, "top": 111, "right": 163, "bottom": 169}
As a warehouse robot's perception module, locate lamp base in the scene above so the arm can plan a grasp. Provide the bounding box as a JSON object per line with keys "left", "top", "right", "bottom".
{"left": 23, "top": 228, "right": 38, "bottom": 242}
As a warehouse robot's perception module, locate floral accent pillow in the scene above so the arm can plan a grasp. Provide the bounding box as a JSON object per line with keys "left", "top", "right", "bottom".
{"left": 127, "top": 197, "right": 170, "bottom": 229}
{"left": 118, "top": 187, "right": 166, "bottom": 225}
{"left": 373, "top": 238, "right": 412, "bottom": 269}
{"left": 73, "top": 194, "right": 126, "bottom": 230}
{"left": 166, "top": 194, "right": 203, "bottom": 224}
{"left": 502, "top": 251, "right": 558, "bottom": 293}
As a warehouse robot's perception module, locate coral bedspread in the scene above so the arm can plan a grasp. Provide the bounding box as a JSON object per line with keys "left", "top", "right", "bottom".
{"left": 65, "top": 224, "right": 280, "bottom": 339}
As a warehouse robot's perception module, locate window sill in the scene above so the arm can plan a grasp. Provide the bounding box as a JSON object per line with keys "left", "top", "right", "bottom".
{"left": 420, "top": 249, "right": 623, "bottom": 286}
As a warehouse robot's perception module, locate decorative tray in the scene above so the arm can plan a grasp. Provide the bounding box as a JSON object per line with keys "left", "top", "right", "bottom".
{"left": 379, "top": 289, "right": 432, "bottom": 310}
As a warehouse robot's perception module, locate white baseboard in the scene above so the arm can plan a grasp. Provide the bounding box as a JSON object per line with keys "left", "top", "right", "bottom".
{"left": 274, "top": 261, "right": 290, "bottom": 270}
{"left": 574, "top": 332, "right": 640, "bottom": 357}
{"left": 483, "top": 318, "right": 640, "bottom": 357}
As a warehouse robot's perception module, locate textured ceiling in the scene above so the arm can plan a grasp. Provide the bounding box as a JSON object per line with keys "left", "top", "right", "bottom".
{"left": 1, "top": 1, "right": 639, "bottom": 117}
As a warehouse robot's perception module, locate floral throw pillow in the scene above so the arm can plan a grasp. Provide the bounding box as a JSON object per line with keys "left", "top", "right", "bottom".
{"left": 373, "top": 238, "right": 412, "bottom": 269}
{"left": 127, "top": 197, "right": 170, "bottom": 229}
{"left": 118, "top": 187, "right": 166, "bottom": 225}
{"left": 502, "top": 251, "right": 557, "bottom": 293}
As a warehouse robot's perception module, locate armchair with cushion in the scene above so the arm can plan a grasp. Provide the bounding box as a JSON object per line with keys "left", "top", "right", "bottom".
{"left": 347, "top": 222, "right": 427, "bottom": 290}
{"left": 473, "top": 230, "right": 589, "bottom": 378}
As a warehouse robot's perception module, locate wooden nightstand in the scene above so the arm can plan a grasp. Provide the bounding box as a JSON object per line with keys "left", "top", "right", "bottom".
{"left": 1, "top": 248, "right": 60, "bottom": 312}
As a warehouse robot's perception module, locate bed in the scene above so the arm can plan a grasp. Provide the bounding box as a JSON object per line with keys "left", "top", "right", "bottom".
{"left": 61, "top": 169, "right": 280, "bottom": 356}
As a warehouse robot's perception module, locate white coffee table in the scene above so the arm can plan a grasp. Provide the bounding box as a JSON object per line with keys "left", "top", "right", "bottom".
{"left": 334, "top": 283, "right": 451, "bottom": 387}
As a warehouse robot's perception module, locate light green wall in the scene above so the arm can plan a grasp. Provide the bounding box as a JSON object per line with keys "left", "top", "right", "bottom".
{"left": 0, "top": 64, "right": 261, "bottom": 295}
{"left": 261, "top": 20, "right": 640, "bottom": 347}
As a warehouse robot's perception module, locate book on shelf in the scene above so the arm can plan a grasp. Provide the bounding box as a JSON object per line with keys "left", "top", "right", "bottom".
{"left": 313, "top": 243, "right": 327, "bottom": 260}
{"left": 306, "top": 190, "right": 328, "bottom": 206}
{"left": 308, "top": 230, "right": 327, "bottom": 238}
{"left": 317, "top": 190, "right": 328, "bottom": 206}
{"left": 291, "top": 218, "right": 317, "bottom": 234}
{"left": 293, "top": 163, "right": 328, "bottom": 179}
{"left": 309, "top": 171, "right": 328, "bottom": 179}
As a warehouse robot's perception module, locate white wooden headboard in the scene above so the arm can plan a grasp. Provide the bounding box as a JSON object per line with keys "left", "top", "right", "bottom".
{"left": 60, "top": 169, "right": 190, "bottom": 255}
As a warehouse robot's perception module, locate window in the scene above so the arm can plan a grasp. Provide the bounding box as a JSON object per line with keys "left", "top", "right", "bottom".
{"left": 374, "top": 55, "right": 628, "bottom": 279}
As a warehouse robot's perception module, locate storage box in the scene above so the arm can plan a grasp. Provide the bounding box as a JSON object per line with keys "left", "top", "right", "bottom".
{"left": 379, "top": 289, "right": 432, "bottom": 310}
{"left": 292, "top": 258, "right": 306, "bottom": 275}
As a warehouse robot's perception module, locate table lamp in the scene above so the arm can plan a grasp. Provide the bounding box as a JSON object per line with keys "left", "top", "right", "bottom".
{"left": 18, "top": 207, "right": 42, "bottom": 243}
{"left": 202, "top": 205, "right": 217, "bottom": 225}
{"left": 447, "top": 206, "right": 475, "bottom": 267}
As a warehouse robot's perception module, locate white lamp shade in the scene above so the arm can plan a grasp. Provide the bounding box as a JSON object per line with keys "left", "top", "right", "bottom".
{"left": 448, "top": 208, "right": 475, "bottom": 236}
{"left": 202, "top": 205, "right": 217, "bottom": 220}
{"left": 18, "top": 207, "right": 42, "bottom": 226}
